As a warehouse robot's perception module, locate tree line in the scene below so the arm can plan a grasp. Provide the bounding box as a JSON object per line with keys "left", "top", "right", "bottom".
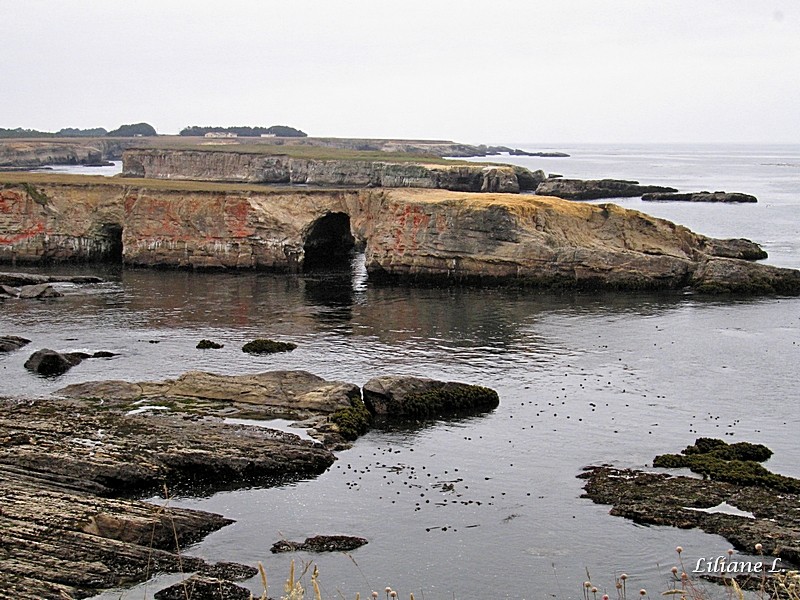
{"left": 0, "top": 123, "right": 307, "bottom": 138}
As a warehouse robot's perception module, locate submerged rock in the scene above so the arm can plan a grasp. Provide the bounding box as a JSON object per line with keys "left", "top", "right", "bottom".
{"left": 271, "top": 535, "right": 369, "bottom": 553}
{"left": 0, "top": 335, "right": 30, "bottom": 353}
{"left": 363, "top": 375, "right": 500, "bottom": 419}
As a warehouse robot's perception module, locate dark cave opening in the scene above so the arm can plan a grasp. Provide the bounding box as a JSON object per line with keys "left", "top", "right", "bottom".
{"left": 101, "top": 223, "right": 124, "bottom": 263}
{"left": 302, "top": 213, "right": 356, "bottom": 271}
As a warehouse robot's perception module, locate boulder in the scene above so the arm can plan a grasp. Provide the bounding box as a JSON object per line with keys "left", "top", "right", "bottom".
{"left": 0, "top": 335, "right": 30, "bottom": 353}
{"left": 362, "top": 375, "right": 500, "bottom": 419}
{"left": 271, "top": 534, "right": 369, "bottom": 553}
{"left": 535, "top": 178, "right": 678, "bottom": 200}
{"left": 18, "top": 283, "right": 63, "bottom": 299}
{"left": 154, "top": 576, "right": 251, "bottom": 600}
{"left": 642, "top": 191, "right": 758, "bottom": 203}
{"left": 197, "top": 339, "right": 224, "bottom": 349}
{"left": 0, "top": 284, "right": 20, "bottom": 297}
{"left": 24, "top": 349, "right": 87, "bottom": 376}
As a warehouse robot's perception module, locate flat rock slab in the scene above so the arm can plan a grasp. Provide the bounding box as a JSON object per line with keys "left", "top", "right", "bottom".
{"left": 59, "top": 369, "right": 362, "bottom": 420}
{"left": 579, "top": 466, "right": 800, "bottom": 567}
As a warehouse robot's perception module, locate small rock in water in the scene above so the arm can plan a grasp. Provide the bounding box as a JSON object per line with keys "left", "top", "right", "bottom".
{"left": 197, "top": 339, "right": 224, "bottom": 349}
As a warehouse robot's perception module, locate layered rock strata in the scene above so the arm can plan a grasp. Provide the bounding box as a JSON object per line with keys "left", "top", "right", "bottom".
{"left": 122, "top": 148, "right": 545, "bottom": 193}
{"left": 0, "top": 139, "right": 130, "bottom": 169}
{"left": 1, "top": 176, "right": 799, "bottom": 293}
{"left": 0, "top": 393, "right": 334, "bottom": 598}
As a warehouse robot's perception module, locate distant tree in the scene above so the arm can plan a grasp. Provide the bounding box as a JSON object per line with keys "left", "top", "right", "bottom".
{"left": 0, "top": 127, "right": 53, "bottom": 138}
{"left": 106, "top": 122, "right": 157, "bottom": 137}
{"left": 56, "top": 127, "right": 109, "bottom": 137}
{"left": 266, "top": 125, "right": 307, "bottom": 137}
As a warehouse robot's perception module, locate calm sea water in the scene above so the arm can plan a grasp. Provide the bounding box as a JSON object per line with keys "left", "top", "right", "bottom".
{"left": 2, "top": 145, "right": 799, "bottom": 600}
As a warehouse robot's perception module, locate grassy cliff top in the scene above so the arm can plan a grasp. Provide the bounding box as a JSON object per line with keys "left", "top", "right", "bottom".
{"left": 134, "top": 140, "right": 479, "bottom": 165}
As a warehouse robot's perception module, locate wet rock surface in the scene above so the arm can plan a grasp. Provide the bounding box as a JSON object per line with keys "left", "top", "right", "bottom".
{"left": 271, "top": 534, "right": 369, "bottom": 553}
{"left": 0, "top": 393, "right": 337, "bottom": 598}
{"left": 579, "top": 439, "right": 800, "bottom": 568}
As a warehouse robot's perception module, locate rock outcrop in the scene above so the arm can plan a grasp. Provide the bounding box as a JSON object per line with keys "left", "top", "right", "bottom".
{"left": 2, "top": 175, "right": 799, "bottom": 294}
{"left": 642, "top": 191, "right": 758, "bottom": 203}
{"left": 0, "top": 138, "right": 131, "bottom": 169}
{"left": 535, "top": 178, "right": 678, "bottom": 200}
{"left": 0, "top": 393, "right": 333, "bottom": 598}
{"left": 122, "top": 148, "right": 541, "bottom": 193}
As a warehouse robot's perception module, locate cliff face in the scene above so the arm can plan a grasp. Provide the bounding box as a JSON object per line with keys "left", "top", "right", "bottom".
{"left": 122, "top": 149, "right": 542, "bottom": 193}
{"left": 1, "top": 176, "right": 798, "bottom": 294}
{"left": 0, "top": 139, "right": 130, "bottom": 168}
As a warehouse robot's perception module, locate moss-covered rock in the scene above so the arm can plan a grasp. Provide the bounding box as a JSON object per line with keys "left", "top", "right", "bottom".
{"left": 653, "top": 438, "right": 797, "bottom": 493}
{"left": 362, "top": 375, "right": 500, "bottom": 419}
{"left": 196, "top": 339, "right": 224, "bottom": 349}
{"left": 241, "top": 339, "right": 297, "bottom": 354}
{"left": 329, "top": 397, "right": 372, "bottom": 441}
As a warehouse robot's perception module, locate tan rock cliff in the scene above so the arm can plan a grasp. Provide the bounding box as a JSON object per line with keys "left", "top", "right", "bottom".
{"left": 1, "top": 174, "right": 797, "bottom": 293}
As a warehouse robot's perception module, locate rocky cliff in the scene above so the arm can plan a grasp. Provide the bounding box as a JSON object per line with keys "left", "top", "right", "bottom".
{"left": 0, "top": 139, "right": 131, "bottom": 169}
{"left": 1, "top": 174, "right": 798, "bottom": 293}
{"left": 122, "top": 148, "right": 545, "bottom": 193}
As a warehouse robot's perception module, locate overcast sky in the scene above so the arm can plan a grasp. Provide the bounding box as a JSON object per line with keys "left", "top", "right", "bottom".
{"left": 2, "top": 1, "right": 798, "bottom": 144}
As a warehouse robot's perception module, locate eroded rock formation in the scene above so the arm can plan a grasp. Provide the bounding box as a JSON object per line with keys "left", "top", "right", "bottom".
{"left": 2, "top": 175, "right": 798, "bottom": 294}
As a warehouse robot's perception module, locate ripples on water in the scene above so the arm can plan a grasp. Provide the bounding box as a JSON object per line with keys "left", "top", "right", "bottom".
{"left": 2, "top": 145, "right": 799, "bottom": 599}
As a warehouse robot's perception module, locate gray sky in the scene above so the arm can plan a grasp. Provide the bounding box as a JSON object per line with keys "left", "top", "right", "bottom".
{"left": 2, "top": 1, "right": 798, "bottom": 144}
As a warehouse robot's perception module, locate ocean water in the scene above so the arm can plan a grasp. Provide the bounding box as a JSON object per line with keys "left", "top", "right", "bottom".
{"left": 2, "top": 144, "right": 799, "bottom": 600}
